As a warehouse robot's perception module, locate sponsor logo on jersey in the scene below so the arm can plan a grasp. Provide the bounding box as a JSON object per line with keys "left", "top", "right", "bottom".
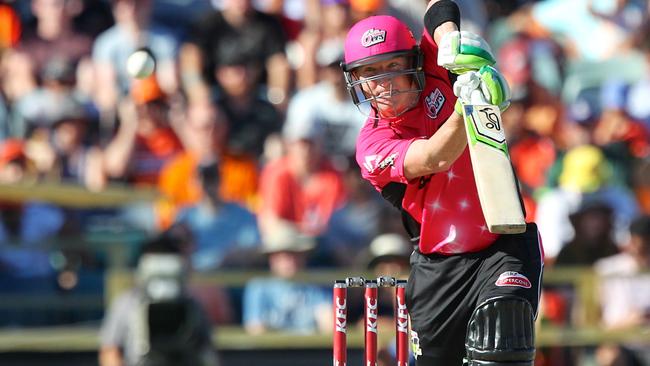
{"left": 363, "top": 153, "right": 397, "bottom": 173}
{"left": 363, "top": 154, "right": 380, "bottom": 173}
{"left": 377, "top": 152, "right": 398, "bottom": 170}
{"left": 424, "top": 88, "right": 445, "bottom": 118}
{"left": 361, "top": 29, "right": 386, "bottom": 47}
{"left": 495, "top": 271, "right": 532, "bottom": 288}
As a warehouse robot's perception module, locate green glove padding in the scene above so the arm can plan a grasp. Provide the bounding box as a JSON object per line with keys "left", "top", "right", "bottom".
{"left": 478, "top": 65, "right": 511, "bottom": 111}
{"left": 438, "top": 31, "right": 496, "bottom": 74}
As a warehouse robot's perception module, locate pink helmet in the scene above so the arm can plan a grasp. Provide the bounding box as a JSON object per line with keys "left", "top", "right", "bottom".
{"left": 343, "top": 15, "right": 416, "bottom": 69}
{"left": 341, "top": 15, "right": 424, "bottom": 118}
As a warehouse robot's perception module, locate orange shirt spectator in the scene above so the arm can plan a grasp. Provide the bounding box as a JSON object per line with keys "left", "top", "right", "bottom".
{"left": 158, "top": 151, "right": 258, "bottom": 227}
{"left": 157, "top": 101, "right": 259, "bottom": 228}
{"left": 0, "top": 4, "right": 21, "bottom": 49}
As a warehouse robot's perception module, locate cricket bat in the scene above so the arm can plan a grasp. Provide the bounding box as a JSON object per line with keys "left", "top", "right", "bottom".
{"left": 461, "top": 103, "right": 526, "bottom": 234}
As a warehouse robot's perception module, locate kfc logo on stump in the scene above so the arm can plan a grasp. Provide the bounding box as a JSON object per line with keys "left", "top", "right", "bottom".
{"left": 361, "top": 28, "right": 386, "bottom": 47}
{"left": 495, "top": 271, "right": 531, "bottom": 288}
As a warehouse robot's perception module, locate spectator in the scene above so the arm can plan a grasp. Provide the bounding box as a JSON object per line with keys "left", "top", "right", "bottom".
{"left": 258, "top": 116, "right": 346, "bottom": 237}
{"left": 7, "top": 60, "right": 105, "bottom": 190}
{"left": 496, "top": 32, "right": 566, "bottom": 103}
{"left": 554, "top": 198, "right": 620, "bottom": 266}
{"left": 593, "top": 80, "right": 650, "bottom": 187}
{"left": 284, "top": 40, "right": 365, "bottom": 161}
{"left": 92, "top": 0, "right": 179, "bottom": 112}
{"left": 505, "top": 97, "right": 557, "bottom": 220}
{"left": 0, "top": 49, "right": 38, "bottom": 116}
{"left": 593, "top": 215, "right": 650, "bottom": 366}
{"left": 99, "top": 231, "right": 219, "bottom": 366}
{"left": 20, "top": 92, "right": 103, "bottom": 189}
{"left": 321, "top": 161, "right": 396, "bottom": 267}
{"left": 158, "top": 101, "right": 259, "bottom": 226}
{"left": 0, "top": 139, "right": 63, "bottom": 282}
{"left": 13, "top": 54, "right": 98, "bottom": 138}
{"left": 173, "top": 160, "right": 261, "bottom": 271}
{"left": 595, "top": 214, "right": 650, "bottom": 328}
{"left": 102, "top": 76, "right": 183, "bottom": 187}
{"left": 242, "top": 221, "right": 331, "bottom": 335}
{"left": 179, "top": 0, "right": 290, "bottom": 109}
{"left": 535, "top": 144, "right": 639, "bottom": 263}
{"left": 15, "top": 0, "right": 93, "bottom": 88}
{"left": 291, "top": 0, "right": 351, "bottom": 89}
{"left": 211, "top": 47, "right": 283, "bottom": 161}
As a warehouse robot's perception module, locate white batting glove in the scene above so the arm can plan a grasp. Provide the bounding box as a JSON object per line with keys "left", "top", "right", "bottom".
{"left": 453, "top": 65, "right": 511, "bottom": 114}
{"left": 438, "top": 31, "right": 496, "bottom": 74}
{"left": 453, "top": 71, "right": 485, "bottom": 114}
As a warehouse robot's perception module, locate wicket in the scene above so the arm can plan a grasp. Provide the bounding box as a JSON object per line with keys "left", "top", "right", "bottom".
{"left": 333, "top": 276, "right": 409, "bottom": 366}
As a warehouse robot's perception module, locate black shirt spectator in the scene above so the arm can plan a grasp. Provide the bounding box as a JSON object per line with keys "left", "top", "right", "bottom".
{"left": 187, "top": 8, "right": 286, "bottom": 88}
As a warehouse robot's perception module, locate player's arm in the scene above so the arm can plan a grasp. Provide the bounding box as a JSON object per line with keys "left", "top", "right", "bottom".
{"left": 403, "top": 112, "right": 466, "bottom": 180}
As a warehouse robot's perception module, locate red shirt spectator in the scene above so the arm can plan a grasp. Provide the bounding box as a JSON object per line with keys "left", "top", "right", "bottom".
{"left": 258, "top": 120, "right": 346, "bottom": 236}
{"left": 259, "top": 156, "right": 345, "bottom": 235}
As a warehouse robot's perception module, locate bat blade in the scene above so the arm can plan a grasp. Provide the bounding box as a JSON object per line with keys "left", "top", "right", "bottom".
{"left": 462, "top": 104, "right": 526, "bottom": 234}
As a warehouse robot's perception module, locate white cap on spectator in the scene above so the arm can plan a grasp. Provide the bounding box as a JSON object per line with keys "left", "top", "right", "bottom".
{"left": 367, "top": 233, "right": 411, "bottom": 268}
{"left": 261, "top": 221, "right": 316, "bottom": 254}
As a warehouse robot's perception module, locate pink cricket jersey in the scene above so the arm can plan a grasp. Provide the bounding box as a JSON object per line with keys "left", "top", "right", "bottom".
{"left": 355, "top": 30, "right": 499, "bottom": 255}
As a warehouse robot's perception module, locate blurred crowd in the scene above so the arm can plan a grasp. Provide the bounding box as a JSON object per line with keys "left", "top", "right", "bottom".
{"left": 0, "top": 0, "right": 649, "bottom": 364}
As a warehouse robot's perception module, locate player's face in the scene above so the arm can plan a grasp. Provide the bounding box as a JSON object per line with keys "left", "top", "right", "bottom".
{"left": 354, "top": 56, "right": 416, "bottom": 118}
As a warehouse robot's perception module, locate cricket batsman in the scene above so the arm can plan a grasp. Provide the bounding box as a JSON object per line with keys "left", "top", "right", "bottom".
{"left": 341, "top": 0, "right": 544, "bottom": 364}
